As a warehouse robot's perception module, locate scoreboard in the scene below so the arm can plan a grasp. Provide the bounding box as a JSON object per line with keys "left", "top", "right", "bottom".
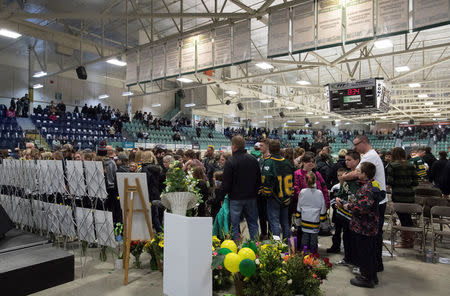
{"left": 325, "top": 78, "right": 391, "bottom": 115}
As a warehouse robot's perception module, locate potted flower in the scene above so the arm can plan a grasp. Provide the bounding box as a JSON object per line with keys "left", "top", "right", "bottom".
{"left": 160, "top": 161, "right": 203, "bottom": 216}
{"left": 114, "top": 223, "right": 124, "bottom": 269}
{"left": 130, "top": 240, "right": 145, "bottom": 269}
{"left": 145, "top": 232, "right": 164, "bottom": 272}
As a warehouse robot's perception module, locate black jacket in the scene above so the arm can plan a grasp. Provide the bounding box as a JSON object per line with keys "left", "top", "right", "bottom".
{"left": 316, "top": 158, "right": 333, "bottom": 189}
{"left": 329, "top": 156, "right": 347, "bottom": 186}
{"left": 140, "top": 163, "right": 163, "bottom": 201}
{"left": 223, "top": 149, "right": 261, "bottom": 200}
{"left": 423, "top": 152, "right": 437, "bottom": 172}
{"left": 440, "top": 161, "right": 450, "bottom": 195}
{"left": 431, "top": 158, "right": 447, "bottom": 187}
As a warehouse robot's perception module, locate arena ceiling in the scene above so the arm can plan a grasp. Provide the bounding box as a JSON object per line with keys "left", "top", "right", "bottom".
{"left": 1, "top": 0, "right": 449, "bottom": 126}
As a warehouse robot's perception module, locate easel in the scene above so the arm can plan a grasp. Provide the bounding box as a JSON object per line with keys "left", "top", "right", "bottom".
{"left": 122, "top": 177, "right": 159, "bottom": 285}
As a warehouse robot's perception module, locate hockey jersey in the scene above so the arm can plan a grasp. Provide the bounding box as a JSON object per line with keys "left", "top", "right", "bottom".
{"left": 260, "top": 155, "right": 295, "bottom": 206}
{"left": 297, "top": 188, "right": 327, "bottom": 233}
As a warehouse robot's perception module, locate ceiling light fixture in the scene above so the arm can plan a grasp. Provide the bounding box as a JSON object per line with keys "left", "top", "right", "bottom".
{"left": 314, "top": 121, "right": 320, "bottom": 125}
{"left": 107, "top": 58, "right": 127, "bottom": 66}
{"left": 260, "top": 99, "right": 272, "bottom": 103}
{"left": 32, "top": 84, "right": 43, "bottom": 89}
{"left": 434, "top": 113, "right": 441, "bottom": 116}
{"left": 259, "top": 120, "right": 266, "bottom": 123}
{"left": 296, "top": 80, "right": 311, "bottom": 85}
{"left": 264, "top": 115, "right": 273, "bottom": 119}
{"left": 176, "top": 77, "right": 193, "bottom": 83}
{"left": 98, "top": 94, "right": 109, "bottom": 99}
{"left": 322, "top": 115, "right": 329, "bottom": 119}
{"left": 408, "top": 83, "right": 421, "bottom": 88}
{"left": 424, "top": 102, "right": 433, "bottom": 106}
{"left": 430, "top": 108, "right": 438, "bottom": 111}
{"left": 381, "top": 116, "right": 387, "bottom": 119}
{"left": 0, "top": 28, "right": 22, "bottom": 39}
{"left": 374, "top": 39, "right": 393, "bottom": 49}
{"left": 335, "top": 119, "right": 341, "bottom": 122}
{"left": 345, "top": 122, "right": 350, "bottom": 125}
{"left": 33, "top": 71, "right": 47, "bottom": 78}
{"left": 286, "top": 106, "right": 296, "bottom": 110}
{"left": 392, "top": 120, "right": 396, "bottom": 123}
{"left": 151, "top": 103, "right": 161, "bottom": 107}
{"left": 184, "top": 103, "right": 196, "bottom": 107}
{"left": 255, "top": 62, "right": 274, "bottom": 70}
{"left": 122, "top": 91, "right": 133, "bottom": 96}
{"left": 287, "top": 120, "right": 296, "bottom": 123}
{"left": 418, "top": 94, "right": 428, "bottom": 98}
{"left": 225, "top": 90, "right": 237, "bottom": 95}
{"left": 306, "top": 112, "right": 314, "bottom": 115}
{"left": 395, "top": 66, "right": 410, "bottom": 72}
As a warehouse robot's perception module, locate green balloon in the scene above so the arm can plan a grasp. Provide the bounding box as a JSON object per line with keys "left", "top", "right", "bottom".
{"left": 239, "top": 259, "right": 256, "bottom": 277}
{"left": 218, "top": 248, "right": 232, "bottom": 255}
{"left": 243, "top": 241, "right": 258, "bottom": 254}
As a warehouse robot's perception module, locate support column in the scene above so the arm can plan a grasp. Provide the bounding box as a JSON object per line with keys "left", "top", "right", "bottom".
{"left": 28, "top": 46, "right": 33, "bottom": 112}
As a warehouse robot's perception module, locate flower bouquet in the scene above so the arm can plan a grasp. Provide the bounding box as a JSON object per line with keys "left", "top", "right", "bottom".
{"left": 130, "top": 240, "right": 145, "bottom": 269}
{"left": 144, "top": 232, "right": 164, "bottom": 272}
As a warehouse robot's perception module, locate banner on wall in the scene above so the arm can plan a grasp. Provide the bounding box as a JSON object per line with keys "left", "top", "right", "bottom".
{"left": 413, "top": 0, "right": 450, "bottom": 31}
{"left": 139, "top": 47, "right": 152, "bottom": 83}
{"left": 181, "top": 36, "right": 196, "bottom": 74}
{"left": 376, "top": 0, "right": 409, "bottom": 37}
{"left": 126, "top": 51, "right": 138, "bottom": 86}
{"left": 292, "top": 0, "right": 316, "bottom": 53}
{"left": 317, "top": 0, "right": 342, "bottom": 48}
{"left": 345, "top": 0, "right": 374, "bottom": 43}
{"left": 152, "top": 44, "right": 165, "bottom": 80}
{"left": 197, "top": 32, "right": 213, "bottom": 71}
{"left": 232, "top": 20, "right": 251, "bottom": 64}
{"left": 214, "top": 26, "right": 232, "bottom": 67}
{"left": 268, "top": 8, "right": 290, "bottom": 58}
{"left": 165, "top": 39, "right": 180, "bottom": 78}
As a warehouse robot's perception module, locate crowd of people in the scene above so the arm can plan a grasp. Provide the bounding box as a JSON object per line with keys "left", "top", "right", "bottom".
{"left": 3, "top": 95, "right": 30, "bottom": 118}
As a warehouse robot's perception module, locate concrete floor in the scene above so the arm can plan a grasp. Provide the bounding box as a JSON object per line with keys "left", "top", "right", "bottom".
{"left": 31, "top": 228, "right": 450, "bottom": 296}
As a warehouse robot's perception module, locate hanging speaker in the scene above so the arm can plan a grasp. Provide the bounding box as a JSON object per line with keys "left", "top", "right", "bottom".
{"left": 372, "top": 120, "right": 376, "bottom": 125}
{"left": 409, "top": 119, "right": 415, "bottom": 124}
{"left": 305, "top": 118, "right": 310, "bottom": 124}
{"left": 176, "top": 89, "right": 185, "bottom": 99}
{"left": 237, "top": 103, "right": 244, "bottom": 111}
{"left": 225, "top": 100, "right": 231, "bottom": 105}
{"left": 76, "top": 66, "right": 87, "bottom": 80}
{"left": 279, "top": 111, "right": 285, "bottom": 118}
{"left": 332, "top": 120, "right": 336, "bottom": 126}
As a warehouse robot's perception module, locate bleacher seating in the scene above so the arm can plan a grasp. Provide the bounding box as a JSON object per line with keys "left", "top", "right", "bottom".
{"left": 183, "top": 126, "right": 229, "bottom": 150}
{"left": 436, "top": 139, "right": 449, "bottom": 153}
{"left": 281, "top": 133, "right": 313, "bottom": 148}
{"left": 0, "top": 116, "right": 25, "bottom": 149}
{"left": 124, "top": 120, "right": 189, "bottom": 145}
{"left": 31, "top": 112, "right": 126, "bottom": 150}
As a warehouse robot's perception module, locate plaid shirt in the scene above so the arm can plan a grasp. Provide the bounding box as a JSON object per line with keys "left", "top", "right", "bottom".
{"left": 347, "top": 180, "right": 380, "bottom": 236}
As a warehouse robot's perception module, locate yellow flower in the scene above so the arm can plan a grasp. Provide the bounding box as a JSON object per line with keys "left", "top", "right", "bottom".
{"left": 151, "top": 238, "right": 155, "bottom": 244}
{"left": 158, "top": 240, "right": 164, "bottom": 248}
{"left": 212, "top": 246, "right": 215, "bottom": 251}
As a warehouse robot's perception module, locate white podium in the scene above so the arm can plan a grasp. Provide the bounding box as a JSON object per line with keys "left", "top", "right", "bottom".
{"left": 163, "top": 212, "right": 212, "bottom": 296}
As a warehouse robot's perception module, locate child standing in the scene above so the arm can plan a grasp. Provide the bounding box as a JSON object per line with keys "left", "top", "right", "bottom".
{"left": 341, "top": 162, "right": 381, "bottom": 288}
{"left": 297, "top": 172, "right": 327, "bottom": 253}
{"left": 327, "top": 167, "right": 347, "bottom": 253}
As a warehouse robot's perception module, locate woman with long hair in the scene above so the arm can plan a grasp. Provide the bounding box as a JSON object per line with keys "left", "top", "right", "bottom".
{"left": 386, "top": 147, "right": 419, "bottom": 248}
{"left": 192, "top": 166, "right": 209, "bottom": 217}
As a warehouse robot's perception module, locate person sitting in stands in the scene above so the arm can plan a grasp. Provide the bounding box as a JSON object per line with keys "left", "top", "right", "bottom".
{"left": 35, "top": 105, "right": 43, "bottom": 114}
{"left": 172, "top": 132, "right": 181, "bottom": 141}
{"left": 49, "top": 112, "right": 57, "bottom": 121}
{"left": 208, "top": 131, "right": 214, "bottom": 139}
{"left": 6, "top": 106, "right": 16, "bottom": 118}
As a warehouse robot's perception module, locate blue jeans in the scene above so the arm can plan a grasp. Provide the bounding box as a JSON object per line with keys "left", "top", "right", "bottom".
{"left": 267, "top": 197, "right": 291, "bottom": 240}
{"left": 229, "top": 199, "right": 259, "bottom": 242}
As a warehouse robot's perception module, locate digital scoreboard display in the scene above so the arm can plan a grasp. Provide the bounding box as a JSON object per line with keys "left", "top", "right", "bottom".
{"left": 325, "top": 78, "right": 390, "bottom": 115}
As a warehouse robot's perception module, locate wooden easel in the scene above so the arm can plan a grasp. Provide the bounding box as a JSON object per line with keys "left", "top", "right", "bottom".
{"left": 122, "top": 177, "right": 159, "bottom": 285}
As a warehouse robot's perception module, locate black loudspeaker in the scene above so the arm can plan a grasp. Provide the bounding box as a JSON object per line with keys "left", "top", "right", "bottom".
{"left": 225, "top": 100, "right": 231, "bottom": 105}
{"left": 176, "top": 89, "right": 185, "bottom": 99}
{"left": 409, "top": 119, "right": 415, "bottom": 124}
{"left": 372, "top": 120, "right": 376, "bottom": 125}
{"left": 279, "top": 111, "right": 285, "bottom": 118}
{"left": 332, "top": 120, "right": 336, "bottom": 126}
{"left": 237, "top": 103, "right": 244, "bottom": 111}
{"left": 76, "top": 66, "right": 87, "bottom": 80}
{"left": 305, "top": 118, "right": 310, "bottom": 124}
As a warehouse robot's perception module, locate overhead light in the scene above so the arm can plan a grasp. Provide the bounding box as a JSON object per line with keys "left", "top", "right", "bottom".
{"left": 306, "top": 112, "right": 314, "bottom": 115}
{"left": 33, "top": 71, "right": 47, "bottom": 78}
{"left": 408, "top": 83, "right": 421, "bottom": 88}
{"left": 255, "top": 62, "right": 274, "bottom": 70}
{"left": 177, "top": 77, "right": 193, "bottom": 83}
{"left": 418, "top": 94, "right": 428, "bottom": 98}
{"left": 424, "top": 101, "right": 433, "bottom": 106}
{"left": 225, "top": 90, "right": 237, "bottom": 95}
{"left": 107, "top": 58, "right": 127, "bottom": 66}
{"left": 287, "top": 120, "right": 296, "bottom": 123}
{"left": 98, "top": 94, "right": 109, "bottom": 99}
{"left": 381, "top": 116, "right": 387, "bottom": 119}
{"left": 0, "top": 28, "right": 22, "bottom": 39}
{"left": 296, "top": 80, "right": 311, "bottom": 85}
{"left": 395, "top": 66, "right": 410, "bottom": 72}
{"left": 122, "top": 91, "right": 133, "bottom": 96}
{"left": 374, "top": 39, "right": 393, "bottom": 49}
{"left": 264, "top": 115, "right": 273, "bottom": 119}
{"left": 345, "top": 122, "right": 350, "bottom": 125}
{"left": 434, "top": 113, "right": 441, "bottom": 116}
{"left": 151, "top": 103, "right": 161, "bottom": 107}
{"left": 433, "top": 118, "right": 437, "bottom": 121}
{"left": 430, "top": 108, "right": 438, "bottom": 111}
{"left": 184, "top": 103, "right": 196, "bottom": 107}
{"left": 260, "top": 99, "right": 272, "bottom": 103}
{"left": 392, "top": 120, "right": 396, "bottom": 123}
{"left": 32, "top": 84, "right": 43, "bottom": 89}
{"left": 314, "top": 121, "right": 320, "bottom": 125}
{"left": 259, "top": 120, "right": 266, "bottom": 123}
{"left": 322, "top": 115, "right": 329, "bottom": 119}
{"left": 335, "top": 119, "right": 341, "bottom": 122}
{"left": 286, "top": 106, "right": 296, "bottom": 110}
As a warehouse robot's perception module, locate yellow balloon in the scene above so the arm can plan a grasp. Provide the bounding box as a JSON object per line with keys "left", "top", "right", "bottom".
{"left": 220, "top": 240, "right": 237, "bottom": 253}
{"left": 238, "top": 247, "right": 256, "bottom": 261}
{"left": 224, "top": 253, "right": 242, "bottom": 273}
